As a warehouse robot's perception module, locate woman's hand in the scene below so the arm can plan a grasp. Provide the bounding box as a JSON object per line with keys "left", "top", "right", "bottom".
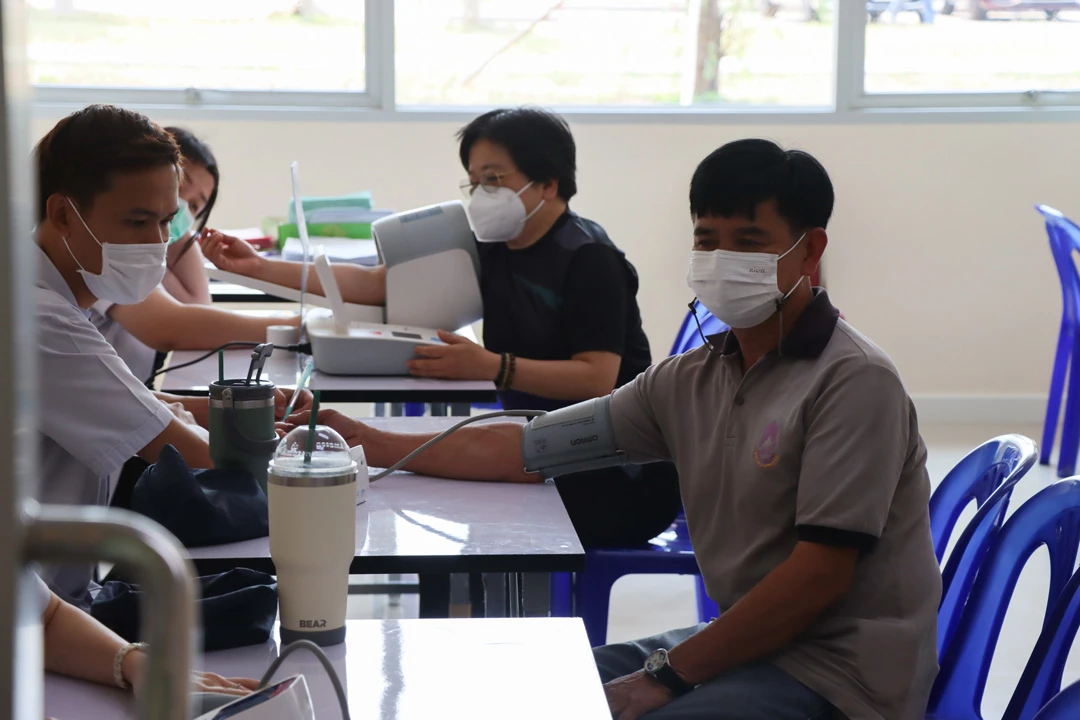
{"left": 273, "top": 387, "right": 314, "bottom": 421}
{"left": 190, "top": 672, "right": 261, "bottom": 696}
{"left": 126, "top": 650, "right": 258, "bottom": 698}
{"left": 407, "top": 330, "right": 501, "bottom": 381}
{"left": 200, "top": 230, "right": 263, "bottom": 277}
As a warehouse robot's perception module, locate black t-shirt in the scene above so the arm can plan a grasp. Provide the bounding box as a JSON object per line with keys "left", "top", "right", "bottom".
{"left": 478, "top": 210, "right": 652, "bottom": 411}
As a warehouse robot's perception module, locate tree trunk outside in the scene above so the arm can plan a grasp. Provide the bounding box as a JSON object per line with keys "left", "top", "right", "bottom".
{"left": 694, "top": 0, "right": 723, "bottom": 98}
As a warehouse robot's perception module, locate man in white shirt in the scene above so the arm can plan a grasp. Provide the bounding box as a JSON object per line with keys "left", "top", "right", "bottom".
{"left": 33, "top": 105, "right": 239, "bottom": 607}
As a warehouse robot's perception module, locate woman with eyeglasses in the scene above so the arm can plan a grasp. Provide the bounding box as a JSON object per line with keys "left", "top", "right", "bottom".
{"left": 204, "top": 107, "right": 681, "bottom": 550}
{"left": 88, "top": 126, "right": 299, "bottom": 385}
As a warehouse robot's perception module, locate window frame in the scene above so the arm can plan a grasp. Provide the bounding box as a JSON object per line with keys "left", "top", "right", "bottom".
{"left": 836, "top": 0, "right": 1080, "bottom": 111}
{"left": 27, "top": 0, "right": 1080, "bottom": 119}
{"left": 30, "top": 0, "right": 393, "bottom": 111}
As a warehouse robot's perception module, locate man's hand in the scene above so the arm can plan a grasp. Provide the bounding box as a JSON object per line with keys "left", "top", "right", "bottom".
{"left": 199, "top": 230, "right": 263, "bottom": 276}
{"left": 273, "top": 387, "right": 313, "bottom": 420}
{"left": 604, "top": 671, "right": 675, "bottom": 720}
{"left": 279, "top": 408, "right": 369, "bottom": 447}
{"left": 407, "top": 330, "right": 501, "bottom": 381}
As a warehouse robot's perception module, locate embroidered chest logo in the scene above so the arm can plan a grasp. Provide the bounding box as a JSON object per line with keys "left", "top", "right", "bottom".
{"left": 754, "top": 420, "right": 780, "bottom": 468}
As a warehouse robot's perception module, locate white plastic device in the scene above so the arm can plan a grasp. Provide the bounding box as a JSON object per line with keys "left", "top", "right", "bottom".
{"left": 194, "top": 675, "right": 314, "bottom": 720}
{"left": 305, "top": 250, "right": 447, "bottom": 376}
{"left": 375, "top": 201, "right": 483, "bottom": 331}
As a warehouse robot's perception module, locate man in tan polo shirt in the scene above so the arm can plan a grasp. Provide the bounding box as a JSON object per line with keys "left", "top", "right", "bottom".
{"left": 288, "top": 139, "right": 941, "bottom": 720}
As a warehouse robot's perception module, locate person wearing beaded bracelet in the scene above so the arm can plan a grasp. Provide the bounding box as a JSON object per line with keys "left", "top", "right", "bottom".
{"left": 278, "top": 108, "right": 682, "bottom": 552}
{"left": 32, "top": 572, "right": 255, "bottom": 698}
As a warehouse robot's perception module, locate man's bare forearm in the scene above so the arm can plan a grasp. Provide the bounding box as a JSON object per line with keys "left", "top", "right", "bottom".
{"left": 362, "top": 423, "right": 537, "bottom": 483}
{"left": 668, "top": 542, "right": 857, "bottom": 686}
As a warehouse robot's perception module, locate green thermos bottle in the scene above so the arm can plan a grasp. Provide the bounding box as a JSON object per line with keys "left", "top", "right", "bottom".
{"left": 209, "top": 379, "right": 279, "bottom": 494}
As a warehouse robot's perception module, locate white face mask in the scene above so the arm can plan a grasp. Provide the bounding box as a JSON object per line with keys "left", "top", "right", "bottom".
{"left": 686, "top": 233, "right": 807, "bottom": 329}
{"left": 63, "top": 198, "right": 167, "bottom": 305}
{"left": 467, "top": 181, "right": 545, "bottom": 243}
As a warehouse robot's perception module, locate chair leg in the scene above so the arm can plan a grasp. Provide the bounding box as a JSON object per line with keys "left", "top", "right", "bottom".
{"left": 576, "top": 566, "right": 619, "bottom": 648}
{"left": 1058, "top": 334, "right": 1080, "bottom": 477}
{"left": 1042, "top": 322, "right": 1072, "bottom": 465}
{"left": 694, "top": 575, "right": 719, "bottom": 623}
{"left": 548, "top": 572, "right": 573, "bottom": 617}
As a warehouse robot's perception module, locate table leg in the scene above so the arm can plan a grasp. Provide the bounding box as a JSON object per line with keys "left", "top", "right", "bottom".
{"left": 522, "top": 572, "right": 550, "bottom": 617}
{"left": 430, "top": 402, "right": 447, "bottom": 416}
{"left": 469, "top": 573, "right": 486, "bottom": 617}
{"left": 507, "top": 572, "right": 525, "bottom": 618}
{"left": 450, "top": 402, "right": 472, "bottom": 416}
{"left": 418, "top": 574, "right": 450, "bottom": 618}
{"left": 483, "top": 573, "right": 506, "bottom": 618}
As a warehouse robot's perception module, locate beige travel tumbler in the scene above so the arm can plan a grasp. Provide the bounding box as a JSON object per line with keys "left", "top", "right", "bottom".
{"left": 269, "top": 425, "right": 357, "bottom": 646}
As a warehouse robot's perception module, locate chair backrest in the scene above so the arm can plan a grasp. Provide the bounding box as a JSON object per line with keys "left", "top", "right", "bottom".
{"left": 670, "top": 302, "right": 728, "bottom": 356}
{"left": 932, "top": 435, "right": 1039, "bottom": 655}
{"left": 1028, "top": 680, "right": 1080, "bottom": 720}
{"left": 927, "top": 479, "right": 1080, "bottom": 720}
{"left": 1036, "top": 205, "right": 1080, "bottom": 327}
{"left": 1004, "top": 571, "right": 1080, "bottom": 720}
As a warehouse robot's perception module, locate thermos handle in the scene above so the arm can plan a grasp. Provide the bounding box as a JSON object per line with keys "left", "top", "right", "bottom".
{"left": 222, "top": 388, "right": 281, "bottom": 457}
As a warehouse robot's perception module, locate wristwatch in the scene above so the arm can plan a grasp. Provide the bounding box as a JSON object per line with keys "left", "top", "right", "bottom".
{"left": 643, "top": 648, "right": 694, "bottom": 697}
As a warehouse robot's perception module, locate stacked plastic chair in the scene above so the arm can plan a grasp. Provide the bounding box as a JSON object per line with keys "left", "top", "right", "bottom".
{"left": 926, "top": 480, "right": 1080, "bottom": 719}
{"left": 931, "top": 435, "right": 1037, "bottom": 656}
{"left": 1036, "top": 205, "right": 1080, "bottom": 477}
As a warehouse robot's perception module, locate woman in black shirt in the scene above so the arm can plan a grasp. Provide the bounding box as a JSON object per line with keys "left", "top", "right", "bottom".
{"left": 205, "top": 107, "right": 680, "bottom": 547}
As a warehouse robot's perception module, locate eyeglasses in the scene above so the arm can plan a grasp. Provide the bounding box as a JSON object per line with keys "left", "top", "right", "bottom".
{"left": 459, "top": 171, "right": 516, "bottom": 197}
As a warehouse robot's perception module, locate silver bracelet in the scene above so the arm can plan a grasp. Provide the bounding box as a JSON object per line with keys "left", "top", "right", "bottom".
{"left": 113, "top": 642, "right": 148, "bottom": 689}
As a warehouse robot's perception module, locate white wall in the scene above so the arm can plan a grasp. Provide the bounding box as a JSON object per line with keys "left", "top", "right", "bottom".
{"left": 31, "top": 113, "right": 1080, "bottom": 416}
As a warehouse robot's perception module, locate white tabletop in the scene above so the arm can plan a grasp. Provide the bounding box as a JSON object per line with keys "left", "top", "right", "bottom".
{"left": 189, "top": 472, "right": 582, "bottom": 576}
{"left": 188, "top": 417, "right": 580, "bottom": 576}
{"left": 43, "top": 618, "right": 610, "bottom": 720}
{"left": 158, "top": 349, "right": 497, "bottom": 404}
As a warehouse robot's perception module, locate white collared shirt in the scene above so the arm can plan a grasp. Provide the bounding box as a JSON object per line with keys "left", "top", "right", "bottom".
{"left": 35, "top": 245, "right": 173, "bottom": 608}
{"left": 89, "top": 299, "right": 158, "bottom": 384}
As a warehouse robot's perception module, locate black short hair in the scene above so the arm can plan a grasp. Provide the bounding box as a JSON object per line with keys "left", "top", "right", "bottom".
{"left": 165, "top": 126, "right": 219, "bottom": 229}
{"left": 35, "top": 105, "right": 180, "bottom": 222}
{"left": 457, "top": 107, "right": 577, "bottom": 201}
{"left": 689, "top": 139, "right": 834, "bottom": 233}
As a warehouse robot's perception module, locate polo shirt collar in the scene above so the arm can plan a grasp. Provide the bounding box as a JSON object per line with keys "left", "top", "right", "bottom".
{"left": 36, "top": 243, "right": 87, "bottom": 315}
{"left": 710, "top": 288, "right": 840, "bottom": 360}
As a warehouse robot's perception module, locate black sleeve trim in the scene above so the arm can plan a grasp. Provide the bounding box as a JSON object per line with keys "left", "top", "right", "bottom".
{"left": 796, "top": 525, "right": 878, "bottom": 552}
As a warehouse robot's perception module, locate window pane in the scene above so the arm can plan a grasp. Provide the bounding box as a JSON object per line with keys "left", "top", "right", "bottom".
{"left": 28, "top": 0, "right": 366, "bottom": 93}
{"left": 396, "top": 0, "right": 834, "bottom": 107}
{"left": 864, "top": 2, "right": 1080, "bottom": 94}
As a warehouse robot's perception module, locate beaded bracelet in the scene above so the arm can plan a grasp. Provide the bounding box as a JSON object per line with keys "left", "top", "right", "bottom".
{"left": 114, "top": 642, "right": 148, "bottom": 689}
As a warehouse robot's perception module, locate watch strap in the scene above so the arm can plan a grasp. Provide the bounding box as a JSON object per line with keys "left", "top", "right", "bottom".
{"left": 646, "top": 650, "right": 694, "bottom": 697}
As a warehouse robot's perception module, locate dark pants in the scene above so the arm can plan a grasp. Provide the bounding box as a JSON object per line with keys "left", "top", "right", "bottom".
{"left": 555, "top": 462, "right": 681, "bottom": 548}
{"left": 594, "top": 624, "right": 841, "bottom": 720}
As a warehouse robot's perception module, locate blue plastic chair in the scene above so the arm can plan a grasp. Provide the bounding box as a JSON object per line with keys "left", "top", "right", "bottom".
{"left": 1003, "top": 567, "right": 1080, "bottom": 720}
{"left": 1036, "top": 205, "right": 1080, "bottom": 477}
{"left": 932, "top": 435, "right": 1038, "bottom": 656}
{"left": 1029, "top": 681, "right": 1080, "bottom": 720}
{"left": 926, "top": 479, "right": 1080, "bottom": 719}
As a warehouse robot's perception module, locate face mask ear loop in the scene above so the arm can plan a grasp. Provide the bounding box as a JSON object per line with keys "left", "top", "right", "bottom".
{"left": 688, "top": 299, "right": 720, "bottom": 355}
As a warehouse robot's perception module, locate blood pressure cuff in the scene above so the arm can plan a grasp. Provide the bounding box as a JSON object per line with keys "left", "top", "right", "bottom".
{"left": 130, "top": 445, "right": 269, "bottom": 547}
{"left": 91, "top": 568, "right": 277, "bottom": 651}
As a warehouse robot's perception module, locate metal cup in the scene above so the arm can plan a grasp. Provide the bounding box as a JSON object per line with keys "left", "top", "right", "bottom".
{"left": 209, "top": 379, "right": 278, "bottom": 494}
